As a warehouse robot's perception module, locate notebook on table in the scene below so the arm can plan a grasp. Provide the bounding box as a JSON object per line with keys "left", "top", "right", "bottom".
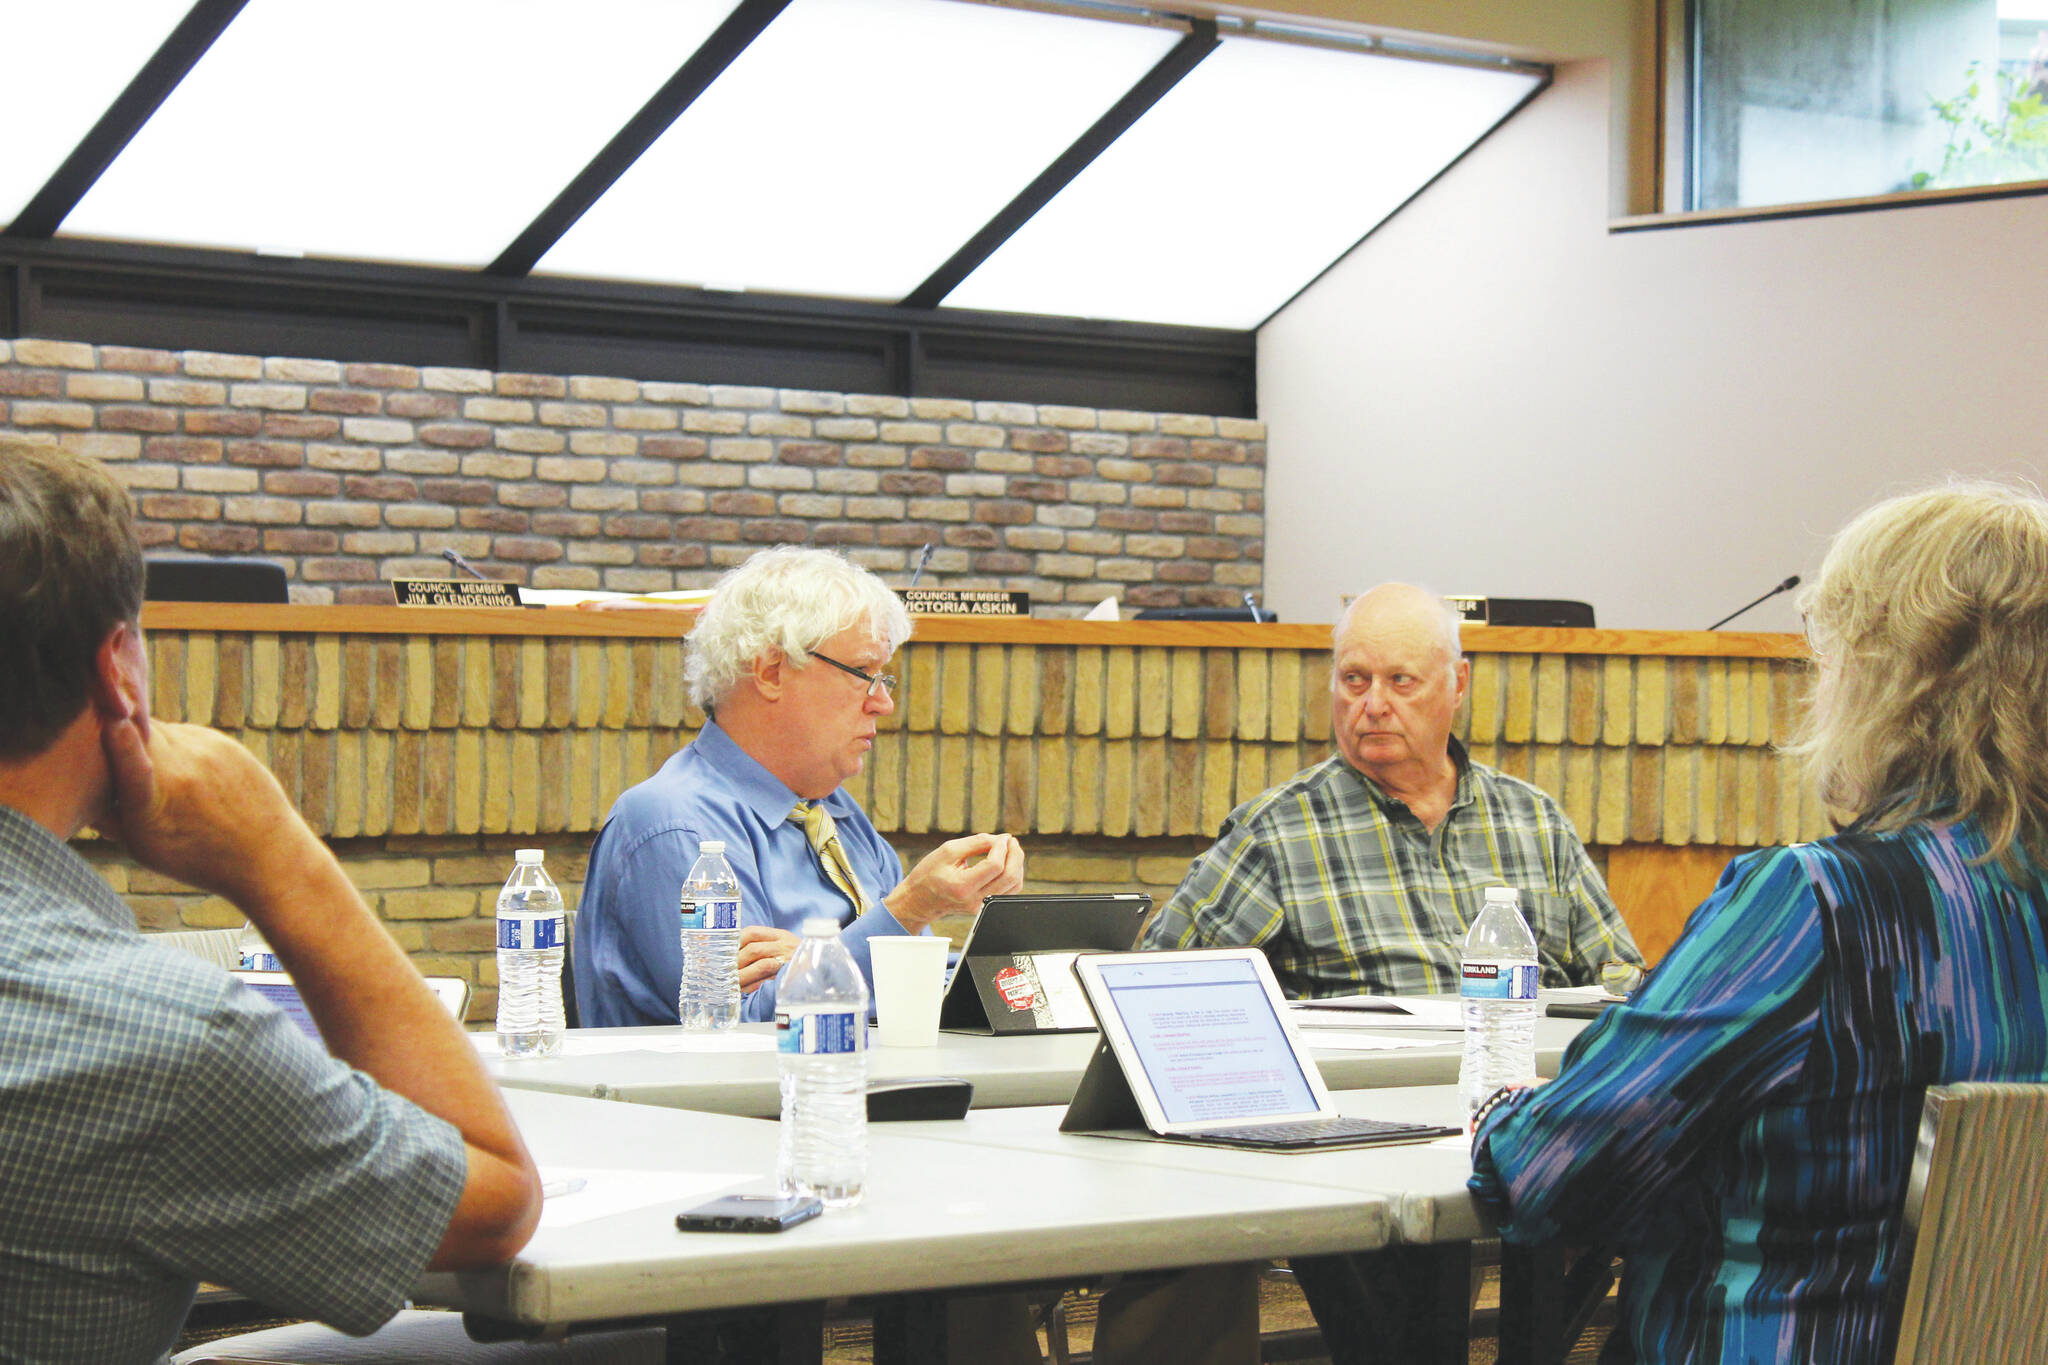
{"left": 1060, "top": 949, "right": 1460, "bottom": 1151}
{"left": 232, "top": 971, "right": 470, "bottom": 1042}
{"left": 938, "top": 892, "right": 1152, "bottom": 1035}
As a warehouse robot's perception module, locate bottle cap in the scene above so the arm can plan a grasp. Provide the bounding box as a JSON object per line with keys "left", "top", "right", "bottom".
{"left": 1484, "top": 885, "right": 1519, "bottom": 903}
{"left": 701, "top": 840, "right": 725, "bottom": 853}
{"left": 516, "top": 849, "right": 544, "bottom": 864}
{"left": 801, "top": 917, "right": 838, "bottom": 936}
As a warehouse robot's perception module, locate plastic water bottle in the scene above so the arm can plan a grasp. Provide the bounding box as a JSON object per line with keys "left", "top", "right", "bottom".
{"left": 776, "top": 917, "right": 868, "bottom": 1208}
{"left": 495, "top": 849, "right": 566, "bottom": 1058}
{"left": 1459, "top": 885, "right": 1541, "bottom": 1121}
{"left": 236, "top": 923, "right": 280, "bottom": 972}
{"left": 679, "top": 840, "right": 742, "bottom": 1031}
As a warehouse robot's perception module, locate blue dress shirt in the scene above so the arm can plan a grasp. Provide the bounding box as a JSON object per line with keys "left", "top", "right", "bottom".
{"left": 574, "top": 718, "right": 911, "bottom": 1025}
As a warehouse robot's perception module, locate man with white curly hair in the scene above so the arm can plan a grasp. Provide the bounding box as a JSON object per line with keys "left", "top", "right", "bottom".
{"left": 577, "top": 546, "right": 1269, "bottom": 1365}
{"left": 575, "top": 546, "right": 1024, "bottom": 1026}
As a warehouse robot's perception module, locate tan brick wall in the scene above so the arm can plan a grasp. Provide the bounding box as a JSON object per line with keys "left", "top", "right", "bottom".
{"left": 0, "top": 337, "right": 1266, "bottom": 613}
{"left": 80, "top": 829, "right": 1205, "bottom": 1024}
{"left": 88, "top": 620, "right": 1816, "bottom": 1017}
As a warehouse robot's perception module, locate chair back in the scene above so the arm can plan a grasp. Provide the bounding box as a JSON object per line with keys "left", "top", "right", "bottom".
{"left": 146, "top": 557, "right": 289, "bottom": 603}
{"left": 1893, "top": 1081, "right": 2048, "bottom": 1364}
{"left": 560, "top": 910, "right": 580, "bottom": 1030}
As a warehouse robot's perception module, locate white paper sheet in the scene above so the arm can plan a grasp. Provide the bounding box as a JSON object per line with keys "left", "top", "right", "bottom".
{"left": 518, "top": 587, "right": 713, "bottom": 607}
{"left": 1288, "top": 996, "right": 1466, "bottom": 1029}
{"left": 1298, "top": 1031, "right": 1450, "bottom": 1052}
{"left": 474, "top": 1031, "right": 778, "bottom": 1057}
{"left": 1546, "top": 984, "right": 1628, "bottom": 1003}
{"left": 534, "top": 1165, "right": 757, "bottom": 1230}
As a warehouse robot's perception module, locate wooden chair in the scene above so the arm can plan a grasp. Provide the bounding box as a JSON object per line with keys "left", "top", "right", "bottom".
{"left": 1892, "top": 1082, "right": 2048, "bottom": 1364}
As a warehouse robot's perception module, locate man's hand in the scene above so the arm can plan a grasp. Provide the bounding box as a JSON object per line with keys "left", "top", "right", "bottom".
{"left": 738, "top": 925, "right": 800, "bottom": 992}
{"left": 96, "top": 712, "right": 325, "bottom": 908}
{"left": 884, "top": 833, "right": 1025, "bottom": 930}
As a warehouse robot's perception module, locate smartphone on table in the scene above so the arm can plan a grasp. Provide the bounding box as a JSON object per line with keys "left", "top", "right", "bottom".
{"left": 675, "top": 1192, "right": 824, "bottom": 1233}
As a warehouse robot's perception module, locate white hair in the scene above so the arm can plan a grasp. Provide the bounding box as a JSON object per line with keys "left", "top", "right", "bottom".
{"left": 685, "top": 546, "right": 913, "bottom": 710}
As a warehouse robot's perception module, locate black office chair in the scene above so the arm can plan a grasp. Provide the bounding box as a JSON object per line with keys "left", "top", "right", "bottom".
{"left": 560, "top": 913, "right": 581, "bottom": 1031}
{"left": 146, "top": 557, "right": 290, "bottom": 604}
{"left": 1482, "top": 598, "right": 1595, "bottom": 628}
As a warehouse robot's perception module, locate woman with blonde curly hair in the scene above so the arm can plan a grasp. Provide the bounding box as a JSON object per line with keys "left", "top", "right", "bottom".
{"left": 1469, "top": 481, "right": 2048, "bottom": 1363}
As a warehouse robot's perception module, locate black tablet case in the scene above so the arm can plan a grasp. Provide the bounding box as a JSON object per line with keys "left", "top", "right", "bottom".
{"left": 938, "top": 893, "right": 1152, "bottom": 1035}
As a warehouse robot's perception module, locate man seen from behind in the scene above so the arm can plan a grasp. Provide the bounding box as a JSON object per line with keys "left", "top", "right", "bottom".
{"left": 0, "top": 441, "right": 540, "bottom": 1362}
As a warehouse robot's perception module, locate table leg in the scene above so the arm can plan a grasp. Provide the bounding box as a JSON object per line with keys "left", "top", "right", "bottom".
{"left": 1290, "top": 1244, "right": 1470, "bottom": 1365}
{"left": 664, "top": 1303, "right": 825, "bottom": 1365}
{"left": 1494, "top": 1243, "right": 1564, "bottom": 1365}
{"left": 872, "top": 1291, "right": 951, "bottom": 1365}
{"left": 1407, "top": 1243, "right": 1474, "bottom": 1365}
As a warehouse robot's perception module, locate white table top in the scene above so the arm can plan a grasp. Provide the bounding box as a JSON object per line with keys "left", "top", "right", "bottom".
{"left": 479, "top": 1011, "right": 1589, "bottom": 1117}
{"left": 887, "top": 1084, "right": 1494, "bottom": 1246}
{"left": 482, "top": 1024, "right": 1097, "bottom": 1115}
{"left": 422, "top": 1088, "right": 1398, "bottom": 1328}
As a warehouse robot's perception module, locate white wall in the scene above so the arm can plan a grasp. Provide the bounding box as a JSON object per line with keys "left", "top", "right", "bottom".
{"left": 1257, "top": 59, "right": 2048, "bottom": 632}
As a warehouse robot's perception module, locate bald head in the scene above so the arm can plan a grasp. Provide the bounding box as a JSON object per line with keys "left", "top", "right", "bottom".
{"left": 1329, "top": 583, "right": 1468, "bottom": 802}
{"left": 1335, "top": 584, "right": 1463, "bottom": 670}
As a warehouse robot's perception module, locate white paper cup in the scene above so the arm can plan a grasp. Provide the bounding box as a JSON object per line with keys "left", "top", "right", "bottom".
{"left": 869, "top": 935, "right": 951, "bottom": 1048}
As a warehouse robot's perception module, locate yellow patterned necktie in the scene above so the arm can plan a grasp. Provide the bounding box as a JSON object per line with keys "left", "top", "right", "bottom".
{"left": 790, "top": 800, "right": 868, "bottom": 918}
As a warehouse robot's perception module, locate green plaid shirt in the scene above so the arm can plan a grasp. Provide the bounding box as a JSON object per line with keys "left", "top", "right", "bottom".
{"left": 1143, "top": 741, "right": 1641, "bottom": 997}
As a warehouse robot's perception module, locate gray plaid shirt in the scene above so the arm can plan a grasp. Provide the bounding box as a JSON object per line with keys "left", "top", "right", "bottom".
{"left": 0, "top": 804, "right": 466, "bottom": 1364}
{"left": 1143, "top": 742, "right": 1641, "bottom": 997}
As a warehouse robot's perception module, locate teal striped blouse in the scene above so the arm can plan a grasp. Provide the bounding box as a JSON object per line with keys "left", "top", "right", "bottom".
{"left": 1472, "top": 819, "right": 2048, "bottom": 1363}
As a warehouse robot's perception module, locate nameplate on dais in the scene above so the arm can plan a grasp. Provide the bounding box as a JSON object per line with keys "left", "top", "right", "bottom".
{"left": 392, "top": 578, "right": 525, "bottom": 609}
{"left": 900, "top": 589, "right": 1029, "bottom": 616}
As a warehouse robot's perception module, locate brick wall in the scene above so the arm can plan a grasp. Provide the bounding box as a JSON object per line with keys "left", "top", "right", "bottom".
{"left": 77, "top": 830, "right": 1217, "bottom": 1024}
{"left": 106, "top": 619, "right": 1800, "bottom": 1019}
{"left": 80, "top": 822, "right": 1613, "bottom": 1024}
{"left": 0, "top": 337, "right": 1267, "bottom": 613}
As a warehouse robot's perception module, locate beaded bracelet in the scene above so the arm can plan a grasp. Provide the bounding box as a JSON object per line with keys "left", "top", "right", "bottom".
{"left": 1470, "top": 1085, "right": 1518, "bottom": 1135}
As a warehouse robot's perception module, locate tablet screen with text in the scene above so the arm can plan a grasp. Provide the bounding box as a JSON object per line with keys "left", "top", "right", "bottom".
{"left": 1094, "top": 955, "right": 1319, "bottom": 1124}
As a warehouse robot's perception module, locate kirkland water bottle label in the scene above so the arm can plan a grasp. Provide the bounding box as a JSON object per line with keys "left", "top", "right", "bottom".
{"left": 1460, "top": 961, "right": 1539, "bottom": 1001}
{"left": 777, "top": 1009, "right": 862, "bottom": 1056}
{"left": 678, "top": 896, "right": 704, "bottom": 931}
{"left": 701, "top": 898, "right": 740, "bottom": 931}
{"left": 497, "top": 916, "right": 561, "bottom": 951}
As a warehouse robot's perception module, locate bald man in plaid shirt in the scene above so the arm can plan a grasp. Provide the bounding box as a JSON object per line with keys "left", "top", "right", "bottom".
{"left": 1144, "top": 583, "right": 1640, "bottom": 996}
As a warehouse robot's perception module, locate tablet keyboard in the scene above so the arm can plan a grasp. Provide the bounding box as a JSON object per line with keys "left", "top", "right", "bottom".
{"left": 1184, "top": 1115, "right": 1455, "bottom": 1149}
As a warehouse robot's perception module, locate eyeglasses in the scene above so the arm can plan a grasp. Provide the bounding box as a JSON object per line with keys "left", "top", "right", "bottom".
{"left": 811, "top": 651, "right": 898, "bottom": 698}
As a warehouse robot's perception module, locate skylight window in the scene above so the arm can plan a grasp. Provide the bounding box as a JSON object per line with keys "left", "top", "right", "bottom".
{"left": 10, "top": 0, "right": 1552, "bottom": 357}
{"left": 0, "top": 3, "right": 189, "bottom": 226}
{"left": 536, "top": 0, "right": 1182, "bottom": 300}
{"left": 942, "top": 34, "right": 1544, "bottom": 329}
{"left": 60, "top": 0, "right": 743, "bottom": 266}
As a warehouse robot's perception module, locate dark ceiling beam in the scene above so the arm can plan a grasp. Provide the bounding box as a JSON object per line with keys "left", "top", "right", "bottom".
{"left": 0, "top": 236, "right": 1257, "bottom": 416}
{"left": 4, "top": 0, "right": 249, "bottom": 240}
{"left": 487, "top": 0, "right": 792, "bottom": 277}
{"left": 899, "top": 18, "right": 1220, "bottom": 311}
